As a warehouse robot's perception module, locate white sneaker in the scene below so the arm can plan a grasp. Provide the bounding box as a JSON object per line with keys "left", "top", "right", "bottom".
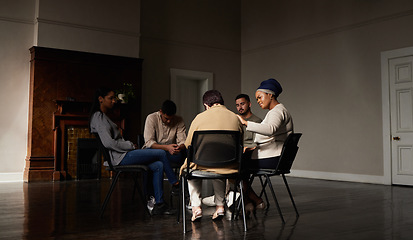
{"left": 202, "top": 195, "right": 216, "bottom": 207}
{"left": 226, "top": 191, "right": 240, "bottom": 208}
{"left": 147, "top": 196, "right": 156, "bottom": 212}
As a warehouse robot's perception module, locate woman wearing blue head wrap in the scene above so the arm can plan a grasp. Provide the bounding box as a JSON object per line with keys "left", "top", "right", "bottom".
{"left": 237, "top": 78, "right": 294, "bottom": 215}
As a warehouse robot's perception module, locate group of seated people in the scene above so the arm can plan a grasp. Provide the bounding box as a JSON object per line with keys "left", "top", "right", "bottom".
{"left": 89, "top": 78, "right": 293, "bottom": 221}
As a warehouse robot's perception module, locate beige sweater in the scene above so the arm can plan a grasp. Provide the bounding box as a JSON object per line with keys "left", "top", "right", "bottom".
{"left": 180, "top": 104, "right": 243, "bottom": 175}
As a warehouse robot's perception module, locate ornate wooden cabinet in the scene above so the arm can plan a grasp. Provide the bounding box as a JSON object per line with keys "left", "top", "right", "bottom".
{"left": 24, "top": 46, "right": 142, "bottom": 182}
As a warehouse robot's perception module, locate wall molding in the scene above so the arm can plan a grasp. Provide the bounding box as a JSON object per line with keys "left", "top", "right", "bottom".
{"left": 0, "top": 16, "right": 34, "bottom": 25}
{"left": 289, "top": 169, "right": 388, "bottom": 185}
{"left": 141, "top": 36, "right": 240, "bottom": 54}
{"left": 242, "top": 9, "right": 413, "bottom": 56}
{"left": 0, "top": 172, "right": 23, "bottom": 182}
{"left": 36, "top": 18, "right": 140, "bottom": 38}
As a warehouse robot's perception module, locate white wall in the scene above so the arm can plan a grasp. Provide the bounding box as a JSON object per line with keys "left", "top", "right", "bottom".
{"left": 139, "top": 1, "right": 241, "bottom": 126}
{"left": 5, "top": 0, "right": 412, "bottom": 185}
{"left": 0, "top": 1, "right": 35, "bottom": 181}
{"left": 0, "top": 0, "right": 141, "bottom": 182}
{"left": 241, "top": 0, "right": 413, "bottom": 184}
{"left": 36, "top": 0, "right": 141, "bottom": 58}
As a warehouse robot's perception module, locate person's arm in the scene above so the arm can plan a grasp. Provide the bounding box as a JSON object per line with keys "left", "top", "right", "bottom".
{"left": 184, "top": 115, "right": 199, "bottom": 148}
{"left": 151, "top": 142, "right": 180, "bottom": 155}
{"left": 143, "top": 114, "right": 158, "bottom": 149}
{"left": 237, "top": 115, "right": 248, "bottom": 126}
{"left": 91, "top": 112, "right": 134, "bottom": 152}
{"left": 176, "top": 118, "right": 187, "bottom": 151}
{"left": 246, "top": 109, "right": 285, "bottom": 136}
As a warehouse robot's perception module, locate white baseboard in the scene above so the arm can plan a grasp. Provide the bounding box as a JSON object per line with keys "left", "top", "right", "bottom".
{"left": 0, "top": 170, "right": 389, "bottom": 185}
{"left": 0, "top": 172, "right": 24, "bottom": 182}
{"left": 289, "top": 169, "right": 389, "bottom": 185}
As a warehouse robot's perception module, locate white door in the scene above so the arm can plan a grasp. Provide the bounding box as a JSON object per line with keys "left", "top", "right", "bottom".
{"left": 389, "top": 56, "right": 413, "bottom": 185}
{"left": 170, "top": 69, "right": 213, "bottom": 132}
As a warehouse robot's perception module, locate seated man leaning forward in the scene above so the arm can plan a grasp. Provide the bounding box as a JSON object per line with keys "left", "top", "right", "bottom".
{"left": 180, "top": 90, "right": 243, "bottom": 222}
{"left": 143, "top": 100, "right": 187, "bottom": 166}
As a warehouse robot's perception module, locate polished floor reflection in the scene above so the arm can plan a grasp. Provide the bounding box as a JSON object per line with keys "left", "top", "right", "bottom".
{"left": 1, "top": 177, "right": 413, "bottom": 239}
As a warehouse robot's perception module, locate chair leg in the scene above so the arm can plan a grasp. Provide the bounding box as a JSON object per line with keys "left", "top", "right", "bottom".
{"left": 248, "top": 174, "right": 255, "bottom": 185}
{"left": 176, "top": 177, "right": 181, "bottom": 224}
{"left": 231, "top": 180, "right": 241, "bottom": 221}
{"left": 265, "top": 174, "right": 285, "bottom": 224}
{"left": 132, "top": 172, "right": 139, "bottom": 201}
{"left": 135, "top": 172, "right": 151, "bottom": 216}
{"left": 238, "top": 180, "right": 248, "bottom": 232}
{"left": 181, "top": 175, "right": 187, "bottom": 233}
{"left": 231, "top": 184, "right": 237, "bottom": 221}
{"left": 258, "top": 176, "right": 270, "bottom": 209}
{"left": 282, "top": 174, "right": 299, "bottom": 216}
{"left": 100, "top": 171, "right": 121, "bottom": 218}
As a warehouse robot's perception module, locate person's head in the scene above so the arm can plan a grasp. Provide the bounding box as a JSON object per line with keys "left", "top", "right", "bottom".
{"left": 235, "top": 94, "right": 252, "bottom": 116}
{"left": 91, "top": 87, "right": 116, "bottom": 114}
{"left": 203, "top": 90, "right": 224, "bottom": 109}
{"left": 159, "top": 100, "right": 177, "bottom": 125}
{"left": 255, "top": 78, "right": 283, "bottom": 110}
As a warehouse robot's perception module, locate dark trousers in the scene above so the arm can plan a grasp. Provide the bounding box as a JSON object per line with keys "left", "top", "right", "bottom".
{"left": 242, "top": 150, "right": 280, "bottom": 170}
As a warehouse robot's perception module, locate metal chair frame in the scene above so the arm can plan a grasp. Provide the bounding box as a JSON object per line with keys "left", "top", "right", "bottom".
{"left": 94, "top": 133, "right": 150, "bottom": 218}
{"left": 248, "top": 133, "right": 302, "bottom": 223}
{"left": 180, "top": 130, "right": 248, "bottom": 233}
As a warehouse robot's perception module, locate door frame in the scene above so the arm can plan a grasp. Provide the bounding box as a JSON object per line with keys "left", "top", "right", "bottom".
{"left": 170, "top": 68, "right": 213, "bottom": 103}
{"left": 170, "top": 68, "right": 213, "bottom": 129}
{"left": 381, "top": 46, "right": 413, "bottom": 185}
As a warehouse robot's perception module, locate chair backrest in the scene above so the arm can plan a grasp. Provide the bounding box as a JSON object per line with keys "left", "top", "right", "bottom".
{"left": 137, "top": 134, "right": 145, "bottom": 149}
{"left": 189, "top": 130, "right": 242, "bottom": 168}
{"left": 276, "top": 133, "right": 302, "bottom": 174}
{"left": 93, "top": 133, "right": 115, "bottom": 171}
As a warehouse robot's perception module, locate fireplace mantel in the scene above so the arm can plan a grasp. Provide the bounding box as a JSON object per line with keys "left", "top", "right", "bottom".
{"left": 24, "top": 47, "right": 142, "bottom": 182}
{"left": 52, "top": 100, "right": 125, "bottom": 180}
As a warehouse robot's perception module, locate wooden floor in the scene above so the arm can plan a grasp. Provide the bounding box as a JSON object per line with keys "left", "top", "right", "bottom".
{"left": 1, "top": 176, "right": 413, "bottom": 240}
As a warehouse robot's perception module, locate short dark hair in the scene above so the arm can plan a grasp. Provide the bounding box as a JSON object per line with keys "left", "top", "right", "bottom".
{"left": 235, "top": 94, "right": 250, "bottom": 102}
{"left": 203, "top": 90, "right": 224, "bottom": 107}
{"left": 161, "top": 100, "right": 177, "bottom": 115}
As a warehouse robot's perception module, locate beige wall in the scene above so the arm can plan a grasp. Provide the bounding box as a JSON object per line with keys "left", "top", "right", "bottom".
{"left": 0, "top": 1, "right": 35, "bottom": 179}
{"left": 3, "top": 0, "right": 413, "bottom": 184}
{"left": 35, "top": 0, "right": 141, "bottom": 57}
{"left": 241, "top": 0, "right": 413, "bottom": 183}
{"left": 0, "top": 0, "right": 240, "bottom": 181}
{"left": 139, "top": 1, "right": 241, "bottom": 125}
{"left": 0, "top": 0, "right": 141, "bottom": 181}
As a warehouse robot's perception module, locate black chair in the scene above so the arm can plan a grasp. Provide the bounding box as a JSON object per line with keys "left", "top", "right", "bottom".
{"left": 94, "top": 133, "right": 150, "bottom": 218}
{"left": 180, "top": 130, "right": 248, "bottom": 233}
{"left": 249, "top": 133, "right": 302, "bottom": 223}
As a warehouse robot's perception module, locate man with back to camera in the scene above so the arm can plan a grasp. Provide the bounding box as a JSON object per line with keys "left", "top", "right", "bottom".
{"left": 202, "top": 93, "right": 262, "bottom": 208}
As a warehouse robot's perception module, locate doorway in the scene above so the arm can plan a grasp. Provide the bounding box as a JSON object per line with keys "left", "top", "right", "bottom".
{"left": 382, "top": 46, "right": 413, "bottom": 186}
{"left": 170, "top": 68, "right": 213, "bottom": 132}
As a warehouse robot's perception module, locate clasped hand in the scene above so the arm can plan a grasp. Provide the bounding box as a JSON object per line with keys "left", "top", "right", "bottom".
{"left": 166, "top": 144, "right": 181, "bottom": 155}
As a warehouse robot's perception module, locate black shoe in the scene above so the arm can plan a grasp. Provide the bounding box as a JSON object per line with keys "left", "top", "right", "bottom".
{"left": 152, "top": 203, "right": 177, "bottom": 215}
{"left": 171, "top": 183, "right": 180, "bottom": 196}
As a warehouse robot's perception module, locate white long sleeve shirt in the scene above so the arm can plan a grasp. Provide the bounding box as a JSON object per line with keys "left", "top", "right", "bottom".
{"left": 246, "top": 103, "right": 293, "bottom": 159}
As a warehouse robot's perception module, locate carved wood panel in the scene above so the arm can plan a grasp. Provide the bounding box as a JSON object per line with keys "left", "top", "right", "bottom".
{"left": 25, "top": 46, "right": 142, "bottom": 182}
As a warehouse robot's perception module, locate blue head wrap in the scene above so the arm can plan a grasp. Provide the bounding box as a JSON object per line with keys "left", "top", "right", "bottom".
{"left": 256, "top": 78, "right": 283, "bottom": 98}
